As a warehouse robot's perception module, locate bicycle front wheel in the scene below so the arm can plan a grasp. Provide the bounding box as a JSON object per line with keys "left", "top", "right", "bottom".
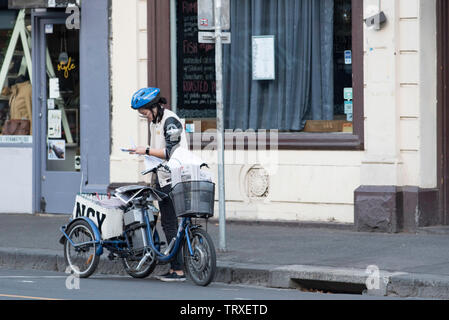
{"left": 183, "top": 228, "right": 216, "bottom": 286}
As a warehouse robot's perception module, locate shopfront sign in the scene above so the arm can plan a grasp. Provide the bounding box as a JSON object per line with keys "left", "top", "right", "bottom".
{"left": 57, "top": 57, "right": 76, "bottom": 79}
{"left": 8, "top": 0, "right": 78, "bottom": 8}
{"left": 0, "top": 135, "right": 32, "bottom": 144}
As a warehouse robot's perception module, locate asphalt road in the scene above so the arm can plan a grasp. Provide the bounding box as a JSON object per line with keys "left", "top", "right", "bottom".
{"left": 0, "top": 268, "right": 403, "bottom": 301}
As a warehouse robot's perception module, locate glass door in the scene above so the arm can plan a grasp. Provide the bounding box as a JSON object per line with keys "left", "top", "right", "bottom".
{"left": 45, "top": 24, "right": 80, "bottom": 172}
{"left": 39, "top": 18, "right": 82, "bottom": 214}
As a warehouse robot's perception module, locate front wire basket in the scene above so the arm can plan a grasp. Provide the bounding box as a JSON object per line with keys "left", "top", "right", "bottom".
{"left": 169, "top": 181, "right": 215, "bottom": 218}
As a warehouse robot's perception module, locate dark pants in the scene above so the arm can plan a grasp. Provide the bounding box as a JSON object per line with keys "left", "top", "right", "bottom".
{"left": 158, "top": 183, "right": 183, "bottom": 271}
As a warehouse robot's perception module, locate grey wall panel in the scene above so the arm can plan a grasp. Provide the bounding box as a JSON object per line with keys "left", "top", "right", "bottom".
{"left": 80, "top": 0, "right": 110, "bottom": 193}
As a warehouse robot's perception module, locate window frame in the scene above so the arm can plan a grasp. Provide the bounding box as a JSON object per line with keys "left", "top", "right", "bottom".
{"left": 0, "top": 10, "right": 33, "bottom": 148}
{"left": 148, "top": 0, "right": 364, "bottom": 151}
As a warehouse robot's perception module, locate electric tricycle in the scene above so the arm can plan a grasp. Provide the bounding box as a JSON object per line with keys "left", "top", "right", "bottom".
{"left": 59, "top": 164, "right": 217, "bottom": 287}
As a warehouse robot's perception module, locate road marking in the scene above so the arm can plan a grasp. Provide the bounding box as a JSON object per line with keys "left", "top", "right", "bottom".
{"left": 0, "top": 276, "right": 66, "bottom": 279}
{"left": 0, "top": 293, "right": 62, "bottom": 301}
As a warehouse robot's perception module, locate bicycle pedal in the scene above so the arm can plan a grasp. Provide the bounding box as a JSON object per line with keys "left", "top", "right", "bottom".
{"left": 107, "top": 252, "right": 117, "bottom": 261}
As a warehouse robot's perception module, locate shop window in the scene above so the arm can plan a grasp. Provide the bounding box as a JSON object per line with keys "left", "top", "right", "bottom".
{"left": 176, "top": 0, "right": 217, "bottom": 121}
{"left": 0, "top": 10, "right": 33, "bottom": 139}
{"left": 45, "top": 24, "right": 81, "bottom": 172}
{"left": 175, "top": 0, "right": 357, "bottom": 136}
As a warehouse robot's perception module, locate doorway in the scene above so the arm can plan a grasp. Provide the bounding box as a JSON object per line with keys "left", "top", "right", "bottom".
{"left": 33, "top": 12, "right": 81, "bottom": 214}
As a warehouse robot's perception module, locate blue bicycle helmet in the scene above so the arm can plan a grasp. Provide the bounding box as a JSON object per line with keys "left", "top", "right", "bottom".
{"left": 131, "top": 87, "right": 161, "bottom": 110}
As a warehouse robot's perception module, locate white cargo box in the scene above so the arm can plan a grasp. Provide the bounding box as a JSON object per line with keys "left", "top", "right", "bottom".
{"left": 72, "top": 194, "right": 124, "bottom": 240}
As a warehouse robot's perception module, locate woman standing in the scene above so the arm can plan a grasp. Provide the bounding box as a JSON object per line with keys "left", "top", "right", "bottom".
{"left": 129, "top": 87, "right": 188, "bottom": 282}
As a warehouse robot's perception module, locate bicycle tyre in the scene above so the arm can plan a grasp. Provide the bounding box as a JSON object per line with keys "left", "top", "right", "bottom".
{"left": 183, "top": 228, "right": 216, "bottom": 286}
{"left": 63, "top": 219, "right": 100, "bottom": 279}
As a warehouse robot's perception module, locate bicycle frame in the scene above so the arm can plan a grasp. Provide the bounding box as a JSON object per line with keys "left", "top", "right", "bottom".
{"left": 141, "top": 208, "right": 196, "bottom": 262}
{"left": 60, "top": 206, "right": 197, "bottom": 262}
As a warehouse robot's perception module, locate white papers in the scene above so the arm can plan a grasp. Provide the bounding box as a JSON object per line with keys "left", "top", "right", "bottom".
{"left": 48, "top": 109, "right": 62, "bottom": 138}
{"left": 167, "top": 148, "right": 211, "bottom": 185}
{"left": 129, "top": 137, "right": 136, "bottom": 149}
{"left": 144, "top": 155, "right": 164, "bottom": 172}
{"left": 168, "top": 147, "right": 205, "bottom": 167}
{"left": 47, "top": 99, "right": 55, "bottom": 110}
{"left": 252, "top": 36, "right": 276, "bottom": 80}
{"left": 115, "top": 189, "right": 145, "bottom": 205}
{"left": 45, "top": 24, "right": 53, "bottom": 34}
{"left": 49, "top": 78, "right": 60, "bottom": 99}
{"left": 99, "top": 197, "right": 125, "bottom": 209}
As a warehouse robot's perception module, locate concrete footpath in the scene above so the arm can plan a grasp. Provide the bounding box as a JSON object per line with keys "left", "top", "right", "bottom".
{"left": 1, "top": 213, "right": 449, "bottom": 299}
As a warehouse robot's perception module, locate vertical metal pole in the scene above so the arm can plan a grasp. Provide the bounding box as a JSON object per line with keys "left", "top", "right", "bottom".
{"left": 215, "top": 0, "right": 226, "bottom": 251}
{"left": 170, "top": 0, "right": 178, "bottom": 113}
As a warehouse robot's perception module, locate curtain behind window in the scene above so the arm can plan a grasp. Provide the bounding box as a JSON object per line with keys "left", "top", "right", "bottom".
{"left": 223, "top": 0, "right": 334, "bottom": 131}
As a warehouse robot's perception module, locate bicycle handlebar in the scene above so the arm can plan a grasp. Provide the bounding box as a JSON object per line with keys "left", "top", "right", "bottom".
{"left": 141, "top": 163, "right": 170, "bottom": 176}
{"left": 141, "top": 163, "right": 210, "bottom": 176}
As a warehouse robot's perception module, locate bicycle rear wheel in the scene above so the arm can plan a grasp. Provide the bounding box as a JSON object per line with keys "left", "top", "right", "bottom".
{"left": 183, "top": 228, "right": 216, "bottom": 286}
{"left": 63, "top": 220, "right": 100, "bottom": 279}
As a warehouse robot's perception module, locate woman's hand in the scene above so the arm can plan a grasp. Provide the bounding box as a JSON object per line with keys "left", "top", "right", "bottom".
{"left": 129, "top": 146, "right": 147, "bottom": 155}
{"left": 129, "top": 147, "right": 166, "bottom": 160}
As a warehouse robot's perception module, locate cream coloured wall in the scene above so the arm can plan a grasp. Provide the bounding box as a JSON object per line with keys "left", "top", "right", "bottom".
{"left": 362, "top": 0, "right": 437, "bottom": 189}
{"left": 108, "top": 0, "right": 438, "bottom": 224}
{"left": 418, "top": 0, "right": 437, "bottom": 189}
{"left": 194, "top": 149, "right": 362, "bottom": 224}
{"left": 110, "top": 0, "right": 149, "bottom": 183}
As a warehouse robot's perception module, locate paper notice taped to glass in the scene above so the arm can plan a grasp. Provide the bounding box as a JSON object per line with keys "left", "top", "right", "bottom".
{"left": 252, "top": 36, "right": 276, "bottom": 80}
{"left": 49, "top": 78, "right": 60, "bottom": 99}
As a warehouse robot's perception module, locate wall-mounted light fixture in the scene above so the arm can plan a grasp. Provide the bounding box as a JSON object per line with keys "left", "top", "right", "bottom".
{"left": 364, "top": 11, "right": 387, "bottom": 31}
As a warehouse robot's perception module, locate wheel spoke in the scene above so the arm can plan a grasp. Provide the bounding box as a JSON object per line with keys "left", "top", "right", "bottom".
{"left": 184, "top": 229, "right": 216, "bottom": 286}
{"left": 64, "top": 222, "right": 98, "bottom": 278}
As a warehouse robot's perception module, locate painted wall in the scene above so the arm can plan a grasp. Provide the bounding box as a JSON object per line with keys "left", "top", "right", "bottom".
{"left": 110, "top": 0, "right": 149, "bottom": 184}
{"left": 196, "top": 149, "right": 362, "bottom": 223}
{"left": 80, "top": 0, "right": 111, "bottom": 193}
{"left": 362, "top": 0, "right": 437, "bottom": 189}
{"left": 0, "top": 148, "right": 33, "bottom": 213}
